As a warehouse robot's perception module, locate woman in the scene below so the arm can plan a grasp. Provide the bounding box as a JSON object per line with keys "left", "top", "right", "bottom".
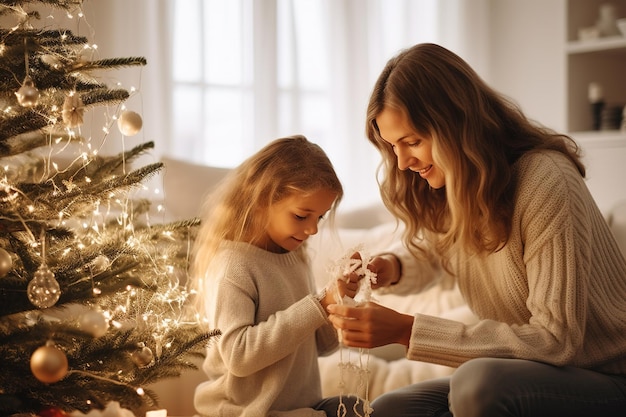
{"left": 327, "top": 43, "right": 626, "bottom": 417}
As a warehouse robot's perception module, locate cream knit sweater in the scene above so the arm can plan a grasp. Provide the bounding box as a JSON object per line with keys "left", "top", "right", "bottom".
{"left": 194, "top": 241, "right": 338, "bottom": 417}
{"left": 396, "top": 150, "right": 626, "bottom": 374}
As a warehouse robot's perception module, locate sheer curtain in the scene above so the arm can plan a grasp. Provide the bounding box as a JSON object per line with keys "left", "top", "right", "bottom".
{"left": 90, "top": 0, "right": 490, "bottom": 209}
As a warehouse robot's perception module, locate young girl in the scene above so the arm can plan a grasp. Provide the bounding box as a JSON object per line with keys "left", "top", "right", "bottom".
{"left": 327, "top": 43, "right": 626, "bottom": 416}
{"left": 191, "top": 135, "right": 362, "bottom": 417}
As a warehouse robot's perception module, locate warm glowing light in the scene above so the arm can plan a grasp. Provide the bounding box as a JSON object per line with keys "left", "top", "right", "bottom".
{"left": 136, "top": 387, "right": 145, "bottom": 396}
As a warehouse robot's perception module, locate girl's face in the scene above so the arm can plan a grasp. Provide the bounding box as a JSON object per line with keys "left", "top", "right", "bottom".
{"left": 376, "top": 107, "right": 446, "bottom": 189}
{"left": 261, "top": 188, "right": 338, "bottom": 253}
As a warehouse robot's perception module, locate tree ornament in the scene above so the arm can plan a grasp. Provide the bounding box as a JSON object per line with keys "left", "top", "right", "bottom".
{"left": 62, "top": 93, "right": 84, "bottom": 128}
{"left": 30, "top": 343, "right": 69, "bottom": 384}
{"left": 38, "top": 407, "right": 69, "bottom": 417}
{"left": 15, "top": 75, "right": 40, "bottom": 107}
{"left": 90, "top": 254, "right": 111, "bottom": 274}
{"left": 117, "top": 110, "right": 143, "bottom": 136}
{"left": 0, "top": 247, "right": 13, "bottom": 277}
{"left": 328, "top": 247, "right": 377, "bottom": 417}
{"left": 79, "top": 309, "right": 109, "bottom": 338}
{"left": 27, "top": 264, "right": 61, "bottom": 309}
{"left": 130, "top": 343, "right": 154, "bottom": 368}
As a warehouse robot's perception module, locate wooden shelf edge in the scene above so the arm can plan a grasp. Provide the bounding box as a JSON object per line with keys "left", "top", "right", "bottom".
{"left": 567, "top": 36, "right": 626, "bottom": 54}
{"left": 570, "top": 130, "right": 626, "bottom": 148}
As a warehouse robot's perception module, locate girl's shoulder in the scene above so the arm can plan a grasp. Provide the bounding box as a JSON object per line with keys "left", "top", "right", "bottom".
{"left": 217, "top": 241, "right": 307, "bottom": 269}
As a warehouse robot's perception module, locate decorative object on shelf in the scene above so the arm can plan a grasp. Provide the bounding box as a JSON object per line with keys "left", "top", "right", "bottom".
{"left": 618, "top": 18, "right": 626, "bottom": 37}
{"left": 600, "top": 105, "right": 623, "bottom": 130}
{"left": 588, "top": 82, "right": 605, "bottom": 131}
{"left": 596, "top": 3, "right": 621, "bottom": 37}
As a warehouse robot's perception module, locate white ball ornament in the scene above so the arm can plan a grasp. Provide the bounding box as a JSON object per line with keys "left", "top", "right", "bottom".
{"left": 30, "top": 344, "right": 69, "bottom": 383}
{"left": 0, "top": 248, "right": 13, "bottom": 277}
{"left": 79, "top": 309, "right": 109, "bottom": 338}
{"left": 117, "top": 110, "right": 143, "bottom": 136}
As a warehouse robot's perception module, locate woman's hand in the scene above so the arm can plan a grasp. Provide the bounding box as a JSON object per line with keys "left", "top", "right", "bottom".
{"left": 343, "top": 252, "right": 401, "bottom": 289}
{"left": 326, "top": 302, "right": 414, "bottom": 349}
{"left": 367, "top": 253, "right": 401, "bottom": 289}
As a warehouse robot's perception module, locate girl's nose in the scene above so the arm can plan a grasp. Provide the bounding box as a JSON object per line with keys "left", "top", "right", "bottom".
{"left": 304, "top": 221, "right": 318, "bottom": 236}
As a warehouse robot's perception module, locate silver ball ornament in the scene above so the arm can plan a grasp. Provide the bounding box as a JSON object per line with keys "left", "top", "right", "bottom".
{"left": 27, "top": 264, "right": 61, "bottom": 309}
{"left": 30, "top": 344, "right": 68, "bottom": 383}
{"left": 0, "top": 248, "right": 13, "bottom": 277}
{"left": 130, "top": 344, "right": 154, "bottom": 368}
{"left": 117, "top": 110, "right": 143, "bottom": 136}
{"left": 15, "top": 76, "right": 40, "bottom": 107}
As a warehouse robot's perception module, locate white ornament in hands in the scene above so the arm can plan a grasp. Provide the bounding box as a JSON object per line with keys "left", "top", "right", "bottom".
{"left": 327, "top": 246, "right": 377, "bottom": 417}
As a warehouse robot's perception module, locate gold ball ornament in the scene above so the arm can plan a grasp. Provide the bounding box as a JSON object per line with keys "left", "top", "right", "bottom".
{"left": 117, "top": 110, "right": 143, "bottom": 136}
{"left": 0, "top": 247, "right": 13, "bottom": 277}
{"left": 15, "top": 76, "right": 40, "bottom": 107}
{"left": 30, "top": 344, "right": 68, "bottom": 383}
{"left": 27, "top": 264, "right": 61, "bottom": 309}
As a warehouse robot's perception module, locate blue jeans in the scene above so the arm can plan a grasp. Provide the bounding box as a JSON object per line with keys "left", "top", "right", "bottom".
{"left": 367, "top": 358, "right": 626, "bottom": 417}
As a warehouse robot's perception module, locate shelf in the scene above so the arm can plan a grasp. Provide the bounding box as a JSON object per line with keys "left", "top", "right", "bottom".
{"left": 570, "top": 130, "right": 626, "bottom": 148}
{"left": 567, "top": 36, "right": 626, "bottom": 54}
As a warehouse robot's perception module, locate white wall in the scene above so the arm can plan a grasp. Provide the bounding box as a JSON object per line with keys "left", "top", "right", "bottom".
{"left": 487, "top": 0, "right": 566, "bottom": 132}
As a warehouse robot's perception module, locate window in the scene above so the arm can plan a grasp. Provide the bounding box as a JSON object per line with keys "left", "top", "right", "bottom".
{"left": 170, "top": 0, "right": 439, "bottom": 208}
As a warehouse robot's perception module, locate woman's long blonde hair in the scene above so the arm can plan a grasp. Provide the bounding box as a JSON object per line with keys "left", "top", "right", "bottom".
{"left": 189, "top": 135, "right": 343, "bottom": 312}
{"left": 366, "top": 43, "right": 584, "bottom": 262}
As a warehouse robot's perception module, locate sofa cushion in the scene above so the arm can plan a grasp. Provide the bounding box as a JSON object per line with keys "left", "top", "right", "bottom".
{"left": 161, "top": 156, "right": 230, "bottom": 220}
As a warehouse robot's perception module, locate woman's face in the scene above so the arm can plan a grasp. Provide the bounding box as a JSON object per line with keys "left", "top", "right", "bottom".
{"left": 376, "top": 107, "right": 446, "bottom": 189}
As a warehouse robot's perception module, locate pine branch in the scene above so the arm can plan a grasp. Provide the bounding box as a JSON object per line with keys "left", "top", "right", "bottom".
{"left": 72, "top": 57, "right": 148, "bottom": 72}
{"left": 0, "top": 0, "right": 83, "bottom": 12}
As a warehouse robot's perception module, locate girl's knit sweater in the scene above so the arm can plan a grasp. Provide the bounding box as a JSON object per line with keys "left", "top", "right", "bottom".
{"left": 194, "top": 241, "right": 338, "bottom": 417}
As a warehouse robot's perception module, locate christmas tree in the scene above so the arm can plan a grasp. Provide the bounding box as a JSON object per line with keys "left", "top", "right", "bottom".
{"left": 0, "top": 1, "right": 217, "bottom": 416}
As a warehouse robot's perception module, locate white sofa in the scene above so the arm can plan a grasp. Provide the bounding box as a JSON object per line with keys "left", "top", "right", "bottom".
{"left": 151, "top": 156, "right": 626, "bottom": 416}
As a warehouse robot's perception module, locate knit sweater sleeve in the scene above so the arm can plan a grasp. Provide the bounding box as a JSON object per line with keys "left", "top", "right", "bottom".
{"left": 407, "top": 151, "right": 596, "bottom": 368}
{"left": 210, "top": 250, "right": 331, "bottom": 377}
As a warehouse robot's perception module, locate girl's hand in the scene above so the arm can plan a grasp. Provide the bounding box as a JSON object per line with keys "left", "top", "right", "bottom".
{"left": 326, "top": 301, "right": 414, "bottom": 348}
{"left": 318, "top": 277, "right": 360, "bottom": 311}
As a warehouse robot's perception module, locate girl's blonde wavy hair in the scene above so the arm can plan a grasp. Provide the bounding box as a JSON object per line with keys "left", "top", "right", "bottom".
{"left": 189, "top": 135, "right": 343, "bottom": 316}
{"left": 366, "top": 43, "right": 584, "bottom": 265}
